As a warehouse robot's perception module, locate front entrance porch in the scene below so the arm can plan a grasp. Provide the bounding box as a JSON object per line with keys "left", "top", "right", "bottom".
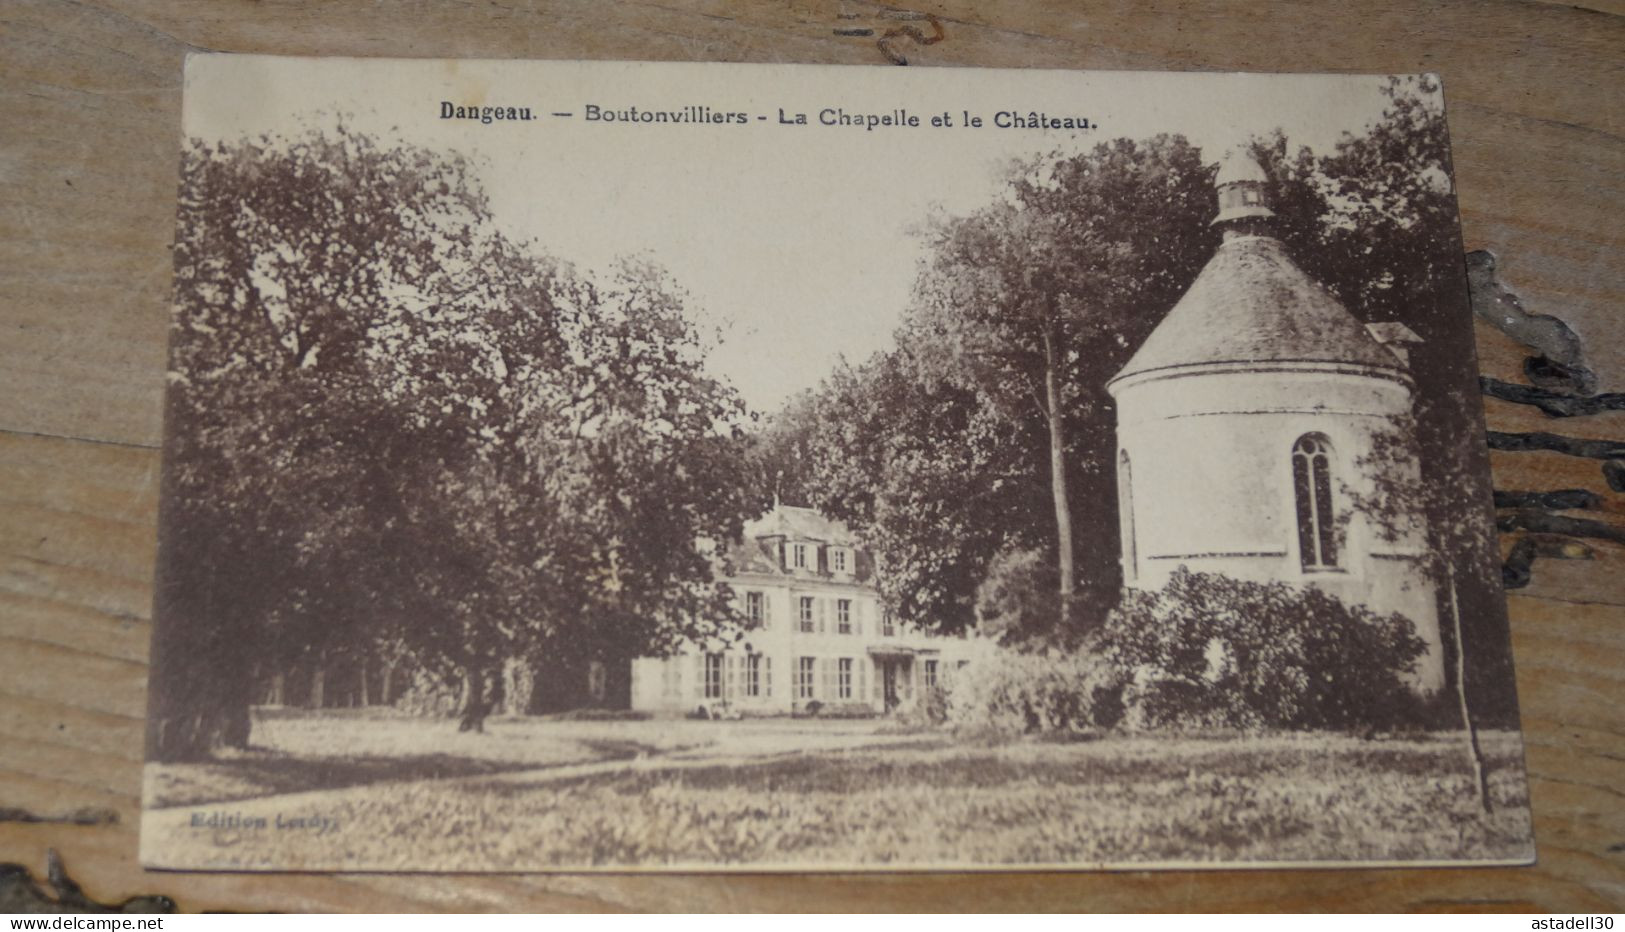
{"left": 867, "top": 645, "right": 938, "bottom": 714}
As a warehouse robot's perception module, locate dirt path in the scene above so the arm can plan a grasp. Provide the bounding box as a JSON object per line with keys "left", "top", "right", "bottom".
{"left": 474, "top": 730, "right": 946, "bottom": 791}
{"left": 146, "top": 718, "right": 945, "bottom": 815}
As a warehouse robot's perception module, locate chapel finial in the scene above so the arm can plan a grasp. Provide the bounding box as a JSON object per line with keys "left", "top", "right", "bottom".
{"left": 1212, "top": 149, "right": 1276, "bottom": 228}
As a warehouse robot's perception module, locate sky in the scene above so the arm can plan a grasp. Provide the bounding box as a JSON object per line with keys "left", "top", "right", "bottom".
{"left": 185, "top": 58, "right": 1422, "bottom": 417}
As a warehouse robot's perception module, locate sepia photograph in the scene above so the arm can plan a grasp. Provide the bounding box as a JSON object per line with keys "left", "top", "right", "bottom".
{"left": 140, "top": 56, "right": 1535, "bottom": 871}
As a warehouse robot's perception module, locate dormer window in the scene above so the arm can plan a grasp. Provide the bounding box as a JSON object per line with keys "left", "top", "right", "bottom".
{"left": 830, "top": 548, "right": 848, "bottom": 574}
{"left": 792, "top": 543, "right": 809, "bottom": 570}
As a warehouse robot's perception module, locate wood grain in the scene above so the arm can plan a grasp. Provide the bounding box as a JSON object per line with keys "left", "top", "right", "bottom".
{"left": 2, "top": 0, "right": 1622, "bottom": 912}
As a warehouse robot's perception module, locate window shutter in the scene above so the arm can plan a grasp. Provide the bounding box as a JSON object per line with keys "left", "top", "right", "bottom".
{"left": 765, "top": 656, "right": 773, "bottom": 697}
{"left": 762, "top": 593, "right": 772, "bottom": 630}
{"left": 822, "top": 658, "right": 833, "bottom": 700}
{"left": 817, "top": 598, "right": 826, "bottom": 633}
{"left": 725, "top": 654, "right": 735, "bottom": 700}
{"left": 854, "top": 600, "right": 863, "bottom": 636}
{"left": 694, "top": 653, "right": 704, "bottom": 699}
{"left": 858, "top": 659, "right": 867, "bottom": 704}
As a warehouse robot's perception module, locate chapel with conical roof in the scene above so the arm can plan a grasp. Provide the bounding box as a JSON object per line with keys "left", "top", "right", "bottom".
{"left": 1106, "top": 150, "right": 1444, "bottom": 693}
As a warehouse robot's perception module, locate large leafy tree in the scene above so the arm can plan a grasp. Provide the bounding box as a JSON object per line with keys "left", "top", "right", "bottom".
{"left": 816, "top": 352, "right": 1048, "bottom": 634}
{"left": 902, "top": 135, "right": 1215, "bottom": 631}
{"left": 153, "top": 127, "right": 754, "bottom": 760}
{"left": 155, "top": 127, "right": 492, "bottom": 758}
{"left": 771, "top": 136, "right": 1214, "bottom": 640}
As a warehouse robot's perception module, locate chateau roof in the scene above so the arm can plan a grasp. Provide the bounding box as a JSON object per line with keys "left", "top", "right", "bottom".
{"left": 747, "top": 503, "right": 855, "bottom": 544}
{"left": 719, "top": 504, "right": 875, "bottom": 582}
{"left": 1111, "top": 234, "right": 1403, "bottom": 386}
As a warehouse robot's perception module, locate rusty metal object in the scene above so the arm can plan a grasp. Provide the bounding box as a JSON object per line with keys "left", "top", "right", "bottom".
{"left": 0, "top": 852, "right": 175, "bottom": 914}
{"left": 1472, "top": 250, "right": 1622, "bottom": 589}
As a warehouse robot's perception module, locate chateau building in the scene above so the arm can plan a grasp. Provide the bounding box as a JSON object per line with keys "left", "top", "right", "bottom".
{"left": 631, "top": 504, "right": 977, "bottom": 716}
{"left": 1107, "top": 151, "right": 1445, "bottom": 692}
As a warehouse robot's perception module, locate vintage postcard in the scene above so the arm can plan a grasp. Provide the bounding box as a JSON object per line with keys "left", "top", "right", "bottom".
{"left": 142, "top": 54, "right": 1535, "bottom": 871}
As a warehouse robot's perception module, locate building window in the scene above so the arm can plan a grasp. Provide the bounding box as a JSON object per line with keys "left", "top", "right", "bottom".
{"left": 1118, "top": 449, "right": 1137, "bottom": 584}
{"left": 746, "top": 653, "right": 762, "bottom": 697}
{"left": 838, "top": 658, "right": 852, "bottom": 699}
{"left": 831, "top": 548, "right": 847, "bottom": 573}
{"left": 792, "top": 543, "right": 808, "bottom": 569}
{"left": 796, "top": 656, "right": 816, "bottom": 699}
{"left": 746, "top": 590, "right": 765, "bottom": 627}
{"left": 882, "top": 609, "right": 895, "bottom": 638}
{"left": 837, "top": 599, "right": 851, "bottom": 634}
{"left": 704, "top": 653, "right": 722, "bottom": 700}
{"left": 1292, "top": 433, "right": 1338, "bottom": 570}
{"left": 799, "top": 596, "right": 815, "bottom": 633}
{"left": 923, "top": 659, "right": 938, "bottom": 689}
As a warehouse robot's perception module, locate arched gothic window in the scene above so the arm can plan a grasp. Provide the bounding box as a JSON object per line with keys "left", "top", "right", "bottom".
{"left": 1292, "top": 434, "right": 1338, "bottom": 569}
{"left": 1118, "top": 449, "right": 1137, "bottom": 583}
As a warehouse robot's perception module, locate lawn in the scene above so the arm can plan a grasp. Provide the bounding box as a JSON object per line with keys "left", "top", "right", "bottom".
{"left": 142, "top": 709, "right": 1535, "bottom": 871}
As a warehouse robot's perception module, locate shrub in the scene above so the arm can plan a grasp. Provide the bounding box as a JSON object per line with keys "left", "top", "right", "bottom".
{"left": 819, "top": 702, "right": 880, "bottom": 719}
{"left": 975, "top": 546, "right": 1113, "bottom": 649}
{"left": 916, "top": 685, "right": 949, "bottom": 725}
{"left": 943, "top": 647, "right": 1125, "bottom": 735}
{"left": 394, "top": 669, "right": 460, "bottom": 718}
{"left": 1103, "top": 568, "right": 1427, "bottom": 731}
{"left": 975, "top": 547, "right": 1062, "bottom": 646}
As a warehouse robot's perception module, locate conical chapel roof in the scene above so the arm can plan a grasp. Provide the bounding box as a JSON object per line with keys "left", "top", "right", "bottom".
{"left": 1110, "top": 234, "right": 1402, "bottom": 386}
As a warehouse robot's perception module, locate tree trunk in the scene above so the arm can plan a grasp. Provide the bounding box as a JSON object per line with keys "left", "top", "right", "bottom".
{"left": 1447, "top": 564, "right": 1493, "bottom": 813}
{"left": 458, "top": 664, "right": 492, "bottom": 733}
{"left": 380, "top": 660, "right": 396, "bottom": 707}
{"left": 148, "top": 647, "right": 254, "bottom": 761}
{"left": 357, "top": 655, "right": 369, "bottom": 707}
{"left": 309, "top": 665, "right": 326, "bottom": 709}
{"left": 1042, "top": 322, "right": 1076, "bottom": 626}
{"left": 268, "top": 671, "right": 285, "bottom": 706}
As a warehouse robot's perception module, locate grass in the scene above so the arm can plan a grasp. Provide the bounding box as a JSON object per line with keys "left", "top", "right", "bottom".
{"left": 145, "top": 707, "right": 925, "bottom": 809}
{"left": 141, "top": 711, "right": 1535, "bottom": 871}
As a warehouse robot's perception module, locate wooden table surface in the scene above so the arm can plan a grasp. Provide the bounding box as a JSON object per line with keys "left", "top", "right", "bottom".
{"left": 2, "top": 0, "right": 1622, "bottom": 913}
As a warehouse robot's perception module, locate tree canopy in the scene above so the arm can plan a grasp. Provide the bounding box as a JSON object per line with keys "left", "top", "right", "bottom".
{"left": 764, "top": 135, "right": 1217, "bottom": 642}
{"left": 152, "top": 127, "right": 755, "bottom": 760}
